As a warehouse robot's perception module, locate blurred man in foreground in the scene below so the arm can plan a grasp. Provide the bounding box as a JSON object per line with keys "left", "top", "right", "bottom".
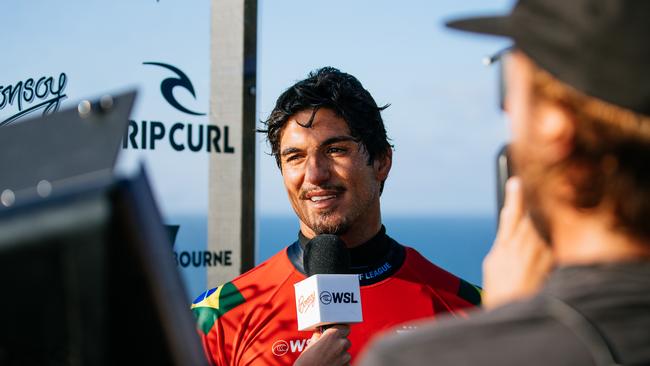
{"left": 355, "top": 0, "right": 650, "bottom": 364}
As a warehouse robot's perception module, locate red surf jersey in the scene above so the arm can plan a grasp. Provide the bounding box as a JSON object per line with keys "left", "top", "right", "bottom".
{"left": 192, "top": 243, "right": 481, "bottom": 365}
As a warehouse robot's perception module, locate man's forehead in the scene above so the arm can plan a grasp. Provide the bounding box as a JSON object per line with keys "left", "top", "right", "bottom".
{"left": 280, "top": 109, "right": 353, "bottom": 146}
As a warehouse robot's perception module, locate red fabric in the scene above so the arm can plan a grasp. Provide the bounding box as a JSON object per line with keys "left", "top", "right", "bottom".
{"left": 199, "top": 247, "right": 477, "bottom": 365}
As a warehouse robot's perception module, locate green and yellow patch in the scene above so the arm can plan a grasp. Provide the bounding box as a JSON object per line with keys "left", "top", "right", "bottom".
{"left": 192, "top": 282, "right": 246, "bottom": 334}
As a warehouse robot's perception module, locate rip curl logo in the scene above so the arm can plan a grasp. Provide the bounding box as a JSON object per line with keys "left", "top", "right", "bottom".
{"left": 271, "top": 340, "right": 289, "bottom": 356}
{"left": 0, "top": 73, "right": 68, "bottom": 127}
{"left": 143, "top": 62, "right": 205, "bottom": 116}
{"left": 297, "top": 292, "right": 316, "bottom": 314}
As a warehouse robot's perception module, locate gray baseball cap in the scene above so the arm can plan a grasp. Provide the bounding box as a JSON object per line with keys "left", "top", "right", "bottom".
{"left": 446, "top": 0, "right": 650, "bottom": 116}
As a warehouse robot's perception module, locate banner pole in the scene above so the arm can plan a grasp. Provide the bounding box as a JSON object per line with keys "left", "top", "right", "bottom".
{"left": 208, "top": 0, "right": 257, "bottom": 286}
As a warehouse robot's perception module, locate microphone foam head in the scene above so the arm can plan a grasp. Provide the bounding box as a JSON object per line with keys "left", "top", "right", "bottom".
{"left": 303, "top": 234, "right": 351, "bottom": 276}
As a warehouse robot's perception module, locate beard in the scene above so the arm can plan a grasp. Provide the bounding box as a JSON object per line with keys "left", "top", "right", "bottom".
{"left": 511, "top": 143, "right": 554, "bottom": 244}
{"left": 309, "top": 210, "right": 353, "bottom": 236}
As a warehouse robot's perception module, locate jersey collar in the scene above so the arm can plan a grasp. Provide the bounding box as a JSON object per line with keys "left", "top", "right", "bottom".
{"left": 287, "top": 226, "right": 406, "bottom": 286}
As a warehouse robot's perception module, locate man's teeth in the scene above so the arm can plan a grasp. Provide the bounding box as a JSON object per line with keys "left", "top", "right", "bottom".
{"left": 310, "top": 195, "right": 336, "bottom": 202}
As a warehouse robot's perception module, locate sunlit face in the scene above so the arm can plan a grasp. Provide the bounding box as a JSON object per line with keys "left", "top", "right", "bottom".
{"left": 279, "top": 108, "right": 390, "bottom": 239}
{"left": 504, "top": 52, "right": 533, "bottom": 152}
{"left": 505, "top": 51, "right": 553, "bottom": 242}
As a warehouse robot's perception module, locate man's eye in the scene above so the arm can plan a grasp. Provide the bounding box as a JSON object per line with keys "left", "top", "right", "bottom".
{"left": 327, "top": 147, "right": 346, "bottom": 154}
{"left": 285, "top": 155, "right": 302, "bottom": 163}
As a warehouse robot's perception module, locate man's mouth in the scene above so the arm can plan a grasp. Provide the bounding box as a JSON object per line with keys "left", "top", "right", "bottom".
{"left": 301, "top": 187, "right": 346, "bottom": 205}
{"left": 309, "top": 195, "right": 337, "bottom": 202}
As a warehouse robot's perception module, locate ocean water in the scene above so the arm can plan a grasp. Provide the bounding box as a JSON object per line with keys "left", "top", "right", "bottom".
{"left": 258, "top": 215, "right": 496, "bottom": 285}
{"left": 172, "top": 214, "right": 496, "bottom": 298}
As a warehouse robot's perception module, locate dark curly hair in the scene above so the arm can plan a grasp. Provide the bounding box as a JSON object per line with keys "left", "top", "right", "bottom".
{"left": 259, "top": 67, "right": 392, "bottom": 168}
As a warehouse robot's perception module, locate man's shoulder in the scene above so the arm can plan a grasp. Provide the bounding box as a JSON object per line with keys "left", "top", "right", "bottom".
{"left": 398, "top": 245, "right": 482, "bottom": 306}
{"left": 195, "top": 246, "right": 300, "bottom": 301}
{"left": 234, "top": 246, "right": 300, "bottom": 286}
{"left": 191, "top": 247, "right": 302, "bottom": 333}
{"left": 360, "top": 297, "right": 590, "bottom": 366}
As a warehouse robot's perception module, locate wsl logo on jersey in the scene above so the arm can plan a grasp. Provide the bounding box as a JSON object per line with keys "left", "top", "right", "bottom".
{"left": 271, "top": 338, "right": 311, "bottom": 357}
{"left": 319, "top": 291, "right": 359, "bottom": 305}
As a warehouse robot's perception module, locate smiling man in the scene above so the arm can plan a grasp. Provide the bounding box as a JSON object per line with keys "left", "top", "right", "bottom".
{"left": 279, "top": 107, "right": 386, "bottom": 246}
{"left": 191, "top": 67, "right": 481, "bottom": 365}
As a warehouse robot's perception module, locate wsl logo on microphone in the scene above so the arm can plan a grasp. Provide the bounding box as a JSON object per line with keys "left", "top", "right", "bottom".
{"left": 0, "top": 73, "right": 68, "bottom": 127}
{"left": 319, "top": 291, "right": 359, "bottom": 305}
{"left": 123, "top": 61, "right": 235, "bottom": 154}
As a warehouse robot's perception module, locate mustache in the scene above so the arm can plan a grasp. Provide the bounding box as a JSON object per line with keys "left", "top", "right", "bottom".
{"left": 299, "top": 184, "right": 346, "bottom": 200}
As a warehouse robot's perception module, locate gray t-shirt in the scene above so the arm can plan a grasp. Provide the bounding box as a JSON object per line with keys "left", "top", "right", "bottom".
{"left": 359, "top": 262, "right": 650, "bottom": 366}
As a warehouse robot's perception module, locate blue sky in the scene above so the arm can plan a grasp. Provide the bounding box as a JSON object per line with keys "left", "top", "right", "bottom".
{"left": 1, "top": 0, "right": 515, "bottom": 291}
{"left": 257, "top": 0, "right": 513, "bottom": 217}
{"left": 3, "top": 0, "right": 513, "bottom": 219}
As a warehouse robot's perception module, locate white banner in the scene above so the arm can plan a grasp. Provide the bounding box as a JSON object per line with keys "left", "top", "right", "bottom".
{"left": 0, "top": 0, "right": 254, "bottom": 300}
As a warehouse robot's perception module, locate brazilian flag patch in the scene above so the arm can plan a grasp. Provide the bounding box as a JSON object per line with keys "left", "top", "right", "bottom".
{"left": 457, "top": 279, "right": 482, "bottom": 306}
{"left": 191, "top": 282, "right": 246, "bottom": 335}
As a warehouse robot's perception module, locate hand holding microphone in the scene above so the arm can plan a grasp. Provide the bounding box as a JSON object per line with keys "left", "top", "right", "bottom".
{"left": 293, "top": 235, "right": 361, "bottom": 365}
{"left": 294, "top": 325, "right": 352, "bottom": 366}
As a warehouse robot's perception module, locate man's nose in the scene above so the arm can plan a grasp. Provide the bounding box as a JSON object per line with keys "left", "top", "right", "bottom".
{"left": 304, "top": 153, "right": 330, "bottom": 185}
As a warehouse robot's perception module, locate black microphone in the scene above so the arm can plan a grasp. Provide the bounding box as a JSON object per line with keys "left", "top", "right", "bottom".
{"left": 303, "top": 234, "right": 351, "bottom": 276}
{"left": 295, "top": 235, "right": 361, "bottom": 332}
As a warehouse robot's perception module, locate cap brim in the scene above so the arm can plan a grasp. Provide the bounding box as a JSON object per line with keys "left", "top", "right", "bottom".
{"left": 445, "top": 15, "right": 513, "bottom": 37}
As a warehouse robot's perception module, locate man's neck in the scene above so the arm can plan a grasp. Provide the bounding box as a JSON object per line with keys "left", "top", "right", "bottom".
{"left": 299, "top": 221, "right": 382, "bottom": 248}
{"left": 551, "top": 207, "right": 650, "bottom": 265}
{"left": 298, "top": 226, "right": 391, "bottom": 266}
{"left": 339, "top": 222, "right": 383, "bottom": 248}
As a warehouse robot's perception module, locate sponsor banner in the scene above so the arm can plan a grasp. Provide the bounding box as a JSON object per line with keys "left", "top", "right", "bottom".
{"left": 0, "top": 0, "right": 253, "bottom": 300}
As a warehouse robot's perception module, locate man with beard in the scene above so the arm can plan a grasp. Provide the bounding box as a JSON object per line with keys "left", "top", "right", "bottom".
{"left": 191, "top": 67, "right": 481, "bottom": 366}
{"left": 352, "top": 0, "right": 650, "bottom": 365}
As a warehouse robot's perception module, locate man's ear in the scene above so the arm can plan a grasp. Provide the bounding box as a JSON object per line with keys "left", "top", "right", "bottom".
{"left": 374, "top": 148, "right": 392, "bottom": 181}
{"left": 536, "top": 102, "right": 575, "bottom": 165}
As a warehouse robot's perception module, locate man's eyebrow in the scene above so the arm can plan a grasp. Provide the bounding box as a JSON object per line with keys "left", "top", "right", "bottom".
{"left": 321, "top": 135, "right": 359, "bottom": 147}
{"left": 280, "top": 136, "right": 358, "bottom": 157}
{"left": 280, "top": 147, "right": 302, "bottom": 157}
